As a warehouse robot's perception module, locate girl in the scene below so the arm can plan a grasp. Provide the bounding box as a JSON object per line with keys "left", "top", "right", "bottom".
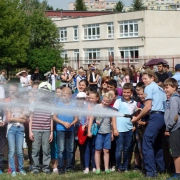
{"left": 99, "top": 76, "right": 111, "bottom": 97}
{"left": 88, "top": 92, "right": 116, "bottom": 174}
{"left": 88, "top": 68, "right": 99, "bottom": 91}
{"left": 121, "top": 68, "right": 130, "bottom": 87}
{"left": 113, "top": 67, "right": 122, "bottom": 88}
{"left": 7, "top": 93, "right": 27, "bottom": 177}
{"left": 76, "top": 69, "right": 85, "bottom": 92}
{"left": 83, "top": 91, "right": 100, "bottom": 174}
{"left": 60, "top": 67, "right": 72, "bottom": 87}
{"left": 47, "top": 67, "right": 57, "bottom": 92}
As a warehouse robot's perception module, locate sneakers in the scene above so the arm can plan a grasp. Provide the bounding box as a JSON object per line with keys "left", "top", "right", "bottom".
{"left": 96, "top": 169, "right": 101, "bottom": 174}
{"left": 19, "top": 170, "right": 27, "bottom": 176}
{"left": 105, "top": 169, "right": 111, "bottom": 174}
{"left": 83, "top": 169, "right": 89, "bottom": 174}
{"left": 32, "top": 169, "right": 39, "bottom": 174}
{"left": 0, "top": 169, "right": 3, "bottom": 174}
{"left": 58, "top": 168, "right": 65, "bottom": 175}
{"left": 11, "top": 171, "right": 16, "bottom": 177}
{"left": 166, "top": 173, "right": 180, "bottom": 180}
{"left": 92, "top": 168, "right": 96, "bottom": 173}
{"left": 53, "top": 168, "right": 58, "bottom": 173}
{"left": 110, "top": 166, "right": 116, "bottom": 172}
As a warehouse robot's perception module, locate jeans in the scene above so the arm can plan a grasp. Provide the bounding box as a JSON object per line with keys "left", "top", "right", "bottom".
{"left": 0, "top": 128, "right": 6, "bottom": 169}
{"left": 32, "top": 131, "right": 51, "bottom": 172}
{"left": 84, "top": 137, "right": 96, "bottom": 168}
{"left": 57, "top": 131, "right": 74, "bottom": 170}
{"left": 115, "top": 130, "right": 133, "bottom": 170}
{"left": 7, "top": 125, "right": 24, "bottom": 172}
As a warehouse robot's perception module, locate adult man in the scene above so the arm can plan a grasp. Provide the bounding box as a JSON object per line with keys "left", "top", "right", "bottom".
{"left": 163, "top": 64, "right": 173, "bottom": 78}
{"left": 31, "top": 67, "right": 42, "bottom": 82}
{"left": 131, "top": 69, "right": 166, "bottom": 178}
{"left": 155, "top": 63, "right": 169, "bottom": 86}
{"left": 172, "top": 64, "right": 180, "bottom": 86}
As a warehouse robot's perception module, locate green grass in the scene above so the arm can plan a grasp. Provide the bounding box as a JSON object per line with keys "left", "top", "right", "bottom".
{"left": 0, "top": 168, "right": 171, "bottom": 180}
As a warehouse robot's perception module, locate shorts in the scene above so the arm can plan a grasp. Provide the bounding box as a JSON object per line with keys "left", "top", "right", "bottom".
{"left": 169, "top": 128, "right": 180, "bottom": 157}
{"left": 95, "top": 133, "right": 111, "bottom": 150}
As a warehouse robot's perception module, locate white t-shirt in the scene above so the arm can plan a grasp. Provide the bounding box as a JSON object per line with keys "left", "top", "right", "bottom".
{"left": 51, "top": 75, "right": 56, "bottom": 91}
{"left": 20, "top": 76, "right": 29, "bottom": 91}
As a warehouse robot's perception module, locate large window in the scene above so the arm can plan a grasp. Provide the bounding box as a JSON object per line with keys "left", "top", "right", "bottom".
{"left": 107, "top": 23, "right": 114, "bottom": 38}
{"left": 84, "top": 24, "right": 100, "bottom": 40}
{"left": 84, "top": 49, "right": 100, "bottom": 64}
{"left": 119, "top": 20, "right": 138, "bottom": 38}
{"left": 59, "top": 28, "right": 67, "bottom": 42}
{"left": 119, "top": 47, "right": 139, "bottom": 63}
{"left": 74, "top": 26, "right": 79, "bottom": 41}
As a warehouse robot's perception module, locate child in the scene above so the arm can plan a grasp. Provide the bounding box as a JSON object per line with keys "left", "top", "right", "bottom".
{"left": 51, "top": 87, "right": 62, "bottom": 173}
{"left": 83, "top": 91, "right": 100, "bottom": 174}
{"left": 29, "top": 82, "right": 53, "bottom": 174}
{"left": 164, "top": 78, "right": 180, "bottom": 180}
{"left": 112, "top": 83, "right": 137, "bottom": 172}
{"left": 53, "top": 87, "right": 78, "bottom": 174}
{"left": 7, "top": 93, "right": 27, "bottom": 177}
{"left": 88, "top": 92, "right": 116, "bottom": 174}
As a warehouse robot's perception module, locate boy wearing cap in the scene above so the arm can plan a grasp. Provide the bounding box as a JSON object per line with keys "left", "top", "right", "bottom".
{"left": 172, "top": 64, "right": 180, "bottom": 86}
{"left": 29, "top": 82, "right": 53, "bottom": 174}
{"left": 164, "top": 78, "right": 180, "bottom": 180}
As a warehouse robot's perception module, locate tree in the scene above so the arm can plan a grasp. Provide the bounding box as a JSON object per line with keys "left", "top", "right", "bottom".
{"left": 0, "top": 0, "right": 30, "bottom": 71}
{"left": 131, "top": 0, "right": 145, "bottom": 11}
{"left": 21, "top": 0, "right": 63, "bottom": 73}
{"left": 114, "top": 1, "right": 124, "bottom": 12}
{"left": 74, "top": 0, "right": 87, "bottom": 11}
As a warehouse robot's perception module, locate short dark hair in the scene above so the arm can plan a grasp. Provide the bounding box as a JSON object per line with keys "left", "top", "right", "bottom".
{"left": 107, "top": 79, "right": 117, "bottom": 88}
{"left": 164, "top": 78, "right": 178, "bottom": 90}
{"left": 123, "top": 83, "right": 134, "bottom": 92}
{"left": 136, "top": 82, "right": 145, "bottom": 92}
{"left": 79, "top": 79, "right": 89, "bottom": 87}
{"left": 163, "top": 64, "right": 169, "bottom": 69}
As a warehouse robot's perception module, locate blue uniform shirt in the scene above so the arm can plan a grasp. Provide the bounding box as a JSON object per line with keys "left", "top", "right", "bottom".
{"left": 144, "top": 82, "right": 166, "bottom": 112}
{"left": 172, "top": 72, "right": 180, "bottom": 86}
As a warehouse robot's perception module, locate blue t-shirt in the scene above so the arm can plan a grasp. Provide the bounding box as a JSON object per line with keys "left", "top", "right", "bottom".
{"left": 113, "top": 97, "right": 137, "bottom": 132}
{"left": 56, "top": 102, "right": 76, "bottom": 131}
{"left": 172, "top": 72, "right": 180, "bottom": 86}
{"left": 144, "top": 82, "right": 166, "bottom": 112}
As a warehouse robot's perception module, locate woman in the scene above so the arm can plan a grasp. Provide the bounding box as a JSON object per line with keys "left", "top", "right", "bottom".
{"left": 121, "top": 68, "right": 130, "bottom": 87}
{"left": 113, "top": 67, "right": 122, "bottom": 88}
{"left": 99, "top": 76, "right": 111, "bottom": 97}
{"left": 16, "top": 69, "right": 31, "bottom": 91}
{"left": 47, "top": 67, "right": 57, "bottom": 92}
{"left": 60, "top": 67, "right": 72, "bottom": 87}
{"left": 76, "top": 69, "right": 85, "bottom": 92}
{"left": 88, "top": 67, "right": 99, "bottom": 91}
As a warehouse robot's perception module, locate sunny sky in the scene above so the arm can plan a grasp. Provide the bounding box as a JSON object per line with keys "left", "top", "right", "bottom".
{"left": 44, "top": 0, "right": 132, "bottom": 10}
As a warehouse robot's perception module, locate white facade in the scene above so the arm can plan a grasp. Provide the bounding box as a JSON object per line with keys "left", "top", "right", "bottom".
{"left": 54, "top": 10, "right": 180, "bottom": 69}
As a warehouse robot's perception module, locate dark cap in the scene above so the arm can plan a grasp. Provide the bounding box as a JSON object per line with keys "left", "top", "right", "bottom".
{"left": 175, "top": 64, "right": 180, "bottom": 70}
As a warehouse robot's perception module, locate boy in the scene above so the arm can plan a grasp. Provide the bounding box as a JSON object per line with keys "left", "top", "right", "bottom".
{"left": 164, "top": 78, "right": 180, "bottom": 180}
{"left": 112, "top": 83, "right": 137, "bottom": 172}
{"left": 53, "top": 87, "right": 78, "bottom": 174}
{"left": 29, "top": 82, "right": 53, "bottom": 174}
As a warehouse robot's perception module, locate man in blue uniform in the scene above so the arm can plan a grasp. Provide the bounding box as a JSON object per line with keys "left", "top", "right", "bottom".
{"left": 132, "top": 69, "right": 166, "bottom": 178}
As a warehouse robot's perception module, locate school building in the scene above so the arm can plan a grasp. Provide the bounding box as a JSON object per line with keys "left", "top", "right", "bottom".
{"left": 51, "top": 10, "right": 180, "bottom": 70}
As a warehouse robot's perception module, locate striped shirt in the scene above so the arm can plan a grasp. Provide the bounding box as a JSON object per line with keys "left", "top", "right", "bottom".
{"left": 30, "top": 102, "right": 53, "bottom": 131}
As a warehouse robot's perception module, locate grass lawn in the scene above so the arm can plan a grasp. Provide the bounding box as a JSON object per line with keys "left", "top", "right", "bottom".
{"left": 0, "top": 170, "right": 170, "bottom": 180}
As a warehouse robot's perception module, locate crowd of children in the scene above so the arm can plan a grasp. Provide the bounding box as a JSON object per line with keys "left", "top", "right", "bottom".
{"left": 0, "top": 65, "right": 180, "bottom": 180}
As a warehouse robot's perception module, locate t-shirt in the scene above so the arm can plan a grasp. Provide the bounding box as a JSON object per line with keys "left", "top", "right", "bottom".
{"left": 113, "top": 97, "right": 137, "bottom": 132}
{"left": 29, "top": 102, "right": 53, "bottom": 131}
{"left": 93, "top": 104, "right": 111, "bottom": 134}
{"left": 56, "top": 101, "right": 76, "bottom": 131}
{"left": 0, "top": 75, "right": 6, "bottom": 86}
{"left": 155, "top": 72, "right": 169, "bottom": 83}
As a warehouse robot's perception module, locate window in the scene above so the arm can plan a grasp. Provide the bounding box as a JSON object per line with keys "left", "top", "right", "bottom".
{"left": 74, "top": 26, "right": 79, "bottom": 41}
{"left": 157, "top": 6, "right": 161, "bottom": 10}
{"left": 119, "top": 20, "right": 138, "bottom": 38}
{"left": 108, "top": 48, "right": 114, "bottom": 57}
{"left": 61, "top": 50, "right": 68, "bottom": 63}
{"left": 84, "top": 49, "right": 100, "bottom": 64}
{"left": 84, "top": 24, "right": 100, "bottom": 40}
{"left": 59, "top": 27, "right": 67, "bottom": 42}
{"left": 107, "top": 23, "right": 114, "bottom": 38}
{"left": 119, "top": 47, "right": 139, "bottom": 63}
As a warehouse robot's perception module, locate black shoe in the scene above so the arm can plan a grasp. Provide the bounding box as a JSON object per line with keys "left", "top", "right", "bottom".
{"left": 59, "top": 169, "right": 65, "bottom": 175}
{"left": 31, "top": 169, "right": 39, "bottom": 174}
